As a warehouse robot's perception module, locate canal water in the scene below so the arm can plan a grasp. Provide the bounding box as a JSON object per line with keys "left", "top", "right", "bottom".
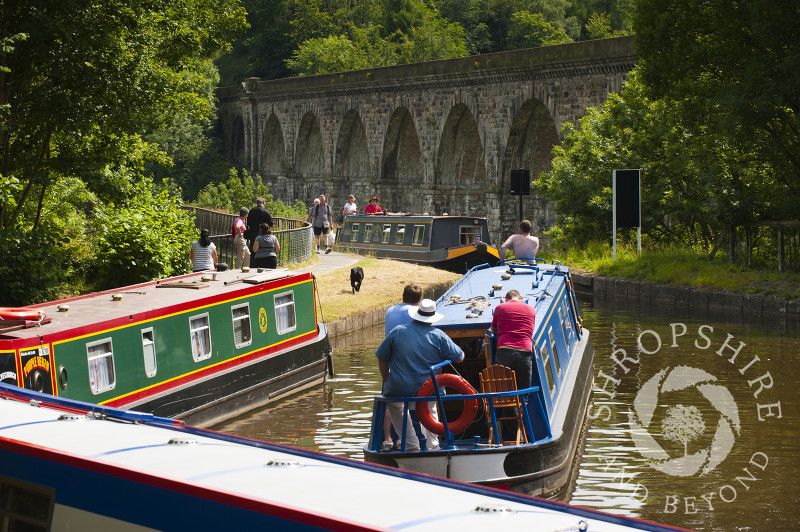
{"left": 215, "top": 299, "right": 800, "bottom": 532}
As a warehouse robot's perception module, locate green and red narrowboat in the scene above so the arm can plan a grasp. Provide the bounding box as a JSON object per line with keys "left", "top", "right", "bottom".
{"left": 0, "top": 268, "right": 331, "bottom": 426}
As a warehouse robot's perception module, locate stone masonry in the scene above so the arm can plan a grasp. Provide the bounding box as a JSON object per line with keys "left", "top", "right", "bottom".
{"left": 217, "top": 37, "right": 636, "bottom": 246}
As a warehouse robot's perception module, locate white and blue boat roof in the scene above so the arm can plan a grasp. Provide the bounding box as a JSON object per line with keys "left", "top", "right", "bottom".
{"left": 0, "top": 383, "right": 687, "bottom": 531}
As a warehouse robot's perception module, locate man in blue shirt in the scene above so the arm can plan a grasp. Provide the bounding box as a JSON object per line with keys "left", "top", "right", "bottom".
{"left": 384, "top": 283, "right": 423, "bottom": 336}
{"left": 375, "top": 299, "right": 464, "bottom": 450}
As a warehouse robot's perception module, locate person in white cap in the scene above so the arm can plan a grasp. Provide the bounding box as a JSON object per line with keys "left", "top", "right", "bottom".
{"left": 375, "top": 299, "right": 464, "bottom": 450}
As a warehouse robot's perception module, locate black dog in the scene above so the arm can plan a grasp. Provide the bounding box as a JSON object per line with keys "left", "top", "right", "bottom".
{"left": 350, "top": 266, "right": 364, "bottom": 294}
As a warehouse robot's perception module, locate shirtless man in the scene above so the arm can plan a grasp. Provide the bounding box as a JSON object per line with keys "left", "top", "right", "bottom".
{"left": 499, "top": 220, "right": 540, "bottom": 263}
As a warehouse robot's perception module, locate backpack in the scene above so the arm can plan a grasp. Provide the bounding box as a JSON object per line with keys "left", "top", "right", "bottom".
{"left": 314, "top": 204, "right": 331, "bottom": 222}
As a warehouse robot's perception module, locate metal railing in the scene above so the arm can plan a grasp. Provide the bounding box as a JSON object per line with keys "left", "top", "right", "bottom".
{"left": 182, "top": 206, "right": 313, "bottom": 268}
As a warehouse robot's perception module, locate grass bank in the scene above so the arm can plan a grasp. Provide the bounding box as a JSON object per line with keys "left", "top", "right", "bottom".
{"left": 541, "top": 243, "right": 800, "bottom": 301}
{"left": 313, "top": 257, "right": 462, "bottom": 322}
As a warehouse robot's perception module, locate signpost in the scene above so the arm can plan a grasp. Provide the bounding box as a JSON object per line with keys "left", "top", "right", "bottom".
{"left": 510, "top": 169, "right": 530, "bottom": 222}
{"left": 613, "top": 169, "right": 641, "bottom": 261}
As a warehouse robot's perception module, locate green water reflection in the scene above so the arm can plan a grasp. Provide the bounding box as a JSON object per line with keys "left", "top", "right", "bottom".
{"left": 214, "top": 301, "right": 800, "bottom": 532}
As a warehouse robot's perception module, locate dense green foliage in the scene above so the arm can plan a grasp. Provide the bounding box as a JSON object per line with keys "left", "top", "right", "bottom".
{"left": 537, "top": 1, "right": 798, "bottom": 270}
{"left": 536, "top": 72, "right": 766, "bottom": 255}
{"left": 192, "top": 169, "right": 308, "bottom": 219}
{"left": 218, "top": 0, "right": 634, "bottom": 82}
{"left": 93, "top": 178, "right": 196, "bottom": 291}
{"left": 0, "top": 0, "right": 247, "bottom": 304}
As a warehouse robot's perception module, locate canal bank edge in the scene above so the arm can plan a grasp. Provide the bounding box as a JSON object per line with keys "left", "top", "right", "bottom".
{"left": 324, "top": 282, "right": 454, "bottom": 340}
{"left": 571, "top": 272, "right": 800, "bottom": 326}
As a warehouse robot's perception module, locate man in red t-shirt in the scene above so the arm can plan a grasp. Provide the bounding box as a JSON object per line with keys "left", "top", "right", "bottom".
{"left": 490, "top": 289, "right": 535, "bottom": 391}
{"left": 363, "top": 195, "right": 383, "bottom": 214}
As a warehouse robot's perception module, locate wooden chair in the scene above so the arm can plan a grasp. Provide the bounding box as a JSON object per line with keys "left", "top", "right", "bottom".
{"left": 479, "top": 364, "right": 528, "bottom": 445}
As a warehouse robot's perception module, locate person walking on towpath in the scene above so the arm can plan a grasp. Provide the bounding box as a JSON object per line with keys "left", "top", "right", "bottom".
{"left": 246, "top": 198, "right": 273, "bottom": 263}
{"left": 311, "top": 194, "right": 333, "bottom": 254}
{"left": 499, "top": 219, "right": 539, "bottom": 264}
{"left": 252, "top": 223, "right": 280, "bottom": 269}
{"left": 232, "top": 207, "right": 250, "bottom": 270}
{"left": 375, "top": 299, "right": 464, "bottom": 451}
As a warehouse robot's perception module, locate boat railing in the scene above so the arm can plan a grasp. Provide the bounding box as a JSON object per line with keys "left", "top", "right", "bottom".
{"left": 367, "top": 361, "right": 552, "bottom": 453}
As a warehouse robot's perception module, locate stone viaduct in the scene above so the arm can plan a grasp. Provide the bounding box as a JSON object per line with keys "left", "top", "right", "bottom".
{"left": 216, "top": 36, "right": 636, "bottom": 246}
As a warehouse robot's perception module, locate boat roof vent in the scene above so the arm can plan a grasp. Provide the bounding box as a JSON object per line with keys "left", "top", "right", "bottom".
{"left": 58, "top": 414, "right": 87, "bottom": 422}
{"left": 473, "top": 503, "right": 515, "bottom": 514}
{"left": 265, "top": 459, "right": 301, "bottom": 468}
{"left": 167, "top": 438, "right": 197, "bottom": 446}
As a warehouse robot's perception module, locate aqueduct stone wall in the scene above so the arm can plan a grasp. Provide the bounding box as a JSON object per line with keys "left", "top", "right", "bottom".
{"left": 217, "top": 36, "right": 636, "bottom": 246}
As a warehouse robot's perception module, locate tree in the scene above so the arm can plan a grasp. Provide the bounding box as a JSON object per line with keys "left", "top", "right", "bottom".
{"left": 507, "top": 11, "right": 572, "bottom": 49}
{"left": 0, "top": 0, "right": 247, "bottom": 230}
{"left": 633, "top": 0, "right": 800, "bottom": 219}
{"left": 535, "top": 72, "right": 764, "bottom": 253}
{"left": 661, "top": 405, "right": 706, "bottom": 457}
{"left": 286, "top": 7, "right": 466, "bottom": 76}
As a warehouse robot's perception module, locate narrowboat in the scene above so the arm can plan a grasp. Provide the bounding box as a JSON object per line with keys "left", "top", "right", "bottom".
{"left": 364, "top": 259, "right": 594, "bottom": 497}
{"left": 0, "top": 268, "right": 331, "bottom": 427}
{"left": 336, "top": 213, "right": 500, "bottom": 273}
{"left": 0, "top": 382, "right": 687, "bottom": 532}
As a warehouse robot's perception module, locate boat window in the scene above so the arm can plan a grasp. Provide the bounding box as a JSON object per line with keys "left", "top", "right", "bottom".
{"left": 562, "top": 301, "right": 573, "bottom": 341}
{"left": 539, "top": 341, "right": 556, "bottom": 397}
{"left": 558, "top": 306, "right": 570, "bottom": 353}
{"left": 459, "top": 225, "right": 482, "bottom": 246}
{"left": 412, "top": 225, "right": 425, "bottom": 246}
{"left": 382, "top": 224, "right": 392, "bottom": 244}
{"left": 189, "top": 314, "right": 212, "bottom": 362}
{"left": 0, "top": 476, "right": 54, "bottom": 532}
{"left": 351, "top": 223, "right": 360, "bottom": 241}
{"left": 231, "top": 303, "right": 252, "bottom": 349}
{"left": 549, "top": 328, "right": 562, "bottom": 377}
{"left": 364, "top": 224, "right": 374, "bottom": 242}
{"left": 274, "top": 291, "right": 296, "bottom": 334}
{"left": 395, "top": 224, "right": 405, "bottom": 244}
{"left": 86, "top": 338, "right": 116, "bottom": 394}
{"left": 141, "top": 328, "right": 157, "bottom": 378}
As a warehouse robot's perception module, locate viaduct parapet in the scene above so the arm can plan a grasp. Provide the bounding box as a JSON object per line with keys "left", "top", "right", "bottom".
{"left": 217, "top": 36, "right": 636, "bottom": 245}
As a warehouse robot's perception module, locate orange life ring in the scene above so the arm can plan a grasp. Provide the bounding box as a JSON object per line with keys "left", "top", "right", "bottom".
{"left": 416, "top": 374, "right": 478, "bottom": 435}
{"left": 0, "top": 307, "right": 45, "bottom": 321}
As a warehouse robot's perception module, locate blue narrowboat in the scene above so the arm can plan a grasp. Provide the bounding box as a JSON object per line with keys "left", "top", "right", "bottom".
{"left": 364, "top": 259, "right": 594, "bottom": 497}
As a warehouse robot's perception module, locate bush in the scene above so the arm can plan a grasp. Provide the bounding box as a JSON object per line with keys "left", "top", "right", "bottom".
{"left": 0, "top": 228, "right": 74, "bottom": 305}
{"left": 92, "top": 178, "right": 195, "bottom": 289}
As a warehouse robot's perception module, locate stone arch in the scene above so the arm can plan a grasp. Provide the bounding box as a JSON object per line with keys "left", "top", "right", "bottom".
{"left": 381, "top": 107, "right": 423, "bottom": 184}
{"left": 503, "top": 98, "right": 559, "bottom": 183}
{"left": 295, "top": 112, "right": 324, "bottom": 177}
{"left": 433, "top": 104, "right": 486, "bottom": 214}
{"left": 435, "top": 104, "right": 486, "bottom": 187}
{"left": 231, "top": 115, "right": 246, "bottom": 167}
{"left": 333, "top": 110, "right": 370, "bottom": 178}
{"left": 502, "top": 98, "right": 560, "bottom": 237}
{"left": 260, "top": 113, "right": 287, "bottom": 176}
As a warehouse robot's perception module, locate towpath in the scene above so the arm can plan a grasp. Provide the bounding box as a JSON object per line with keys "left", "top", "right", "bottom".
{"left": 292, "top": 249, "right": 360, "bottom": 276}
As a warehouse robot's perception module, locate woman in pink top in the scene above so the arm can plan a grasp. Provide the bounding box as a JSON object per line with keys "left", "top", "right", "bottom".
{"left": 490, "top": 289, "right": 535, "bottom": 390}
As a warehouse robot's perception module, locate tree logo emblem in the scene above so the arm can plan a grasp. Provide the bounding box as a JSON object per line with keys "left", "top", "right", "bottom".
{"left": 629, "top": 365, "right": 740, "bottom": 477}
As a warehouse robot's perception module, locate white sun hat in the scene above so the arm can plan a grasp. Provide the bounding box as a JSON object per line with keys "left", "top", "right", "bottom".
{"left": 408, "top": 299, "right": 443, "bottom": 324}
